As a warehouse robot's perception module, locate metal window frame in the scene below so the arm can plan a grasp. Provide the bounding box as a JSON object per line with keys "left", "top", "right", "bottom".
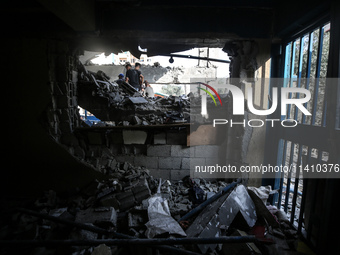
{"left": 279, "top": 20, "right": 330, "bottom": 228}
{"left": 263, "top": 10, "right": 340, "bottom": 252}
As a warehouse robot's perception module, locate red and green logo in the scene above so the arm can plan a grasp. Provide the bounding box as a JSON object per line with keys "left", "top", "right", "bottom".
{"left": 197, "top": 82, "right": 223, "bottom": 106}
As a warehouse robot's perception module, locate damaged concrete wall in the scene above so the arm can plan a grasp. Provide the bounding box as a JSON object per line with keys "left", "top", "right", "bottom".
{"left": 8, "top": 40, "right": 219, "bottom": 188}
{"left": 2, "top": 36, "right": 270, "bottom": 196}
{"left": 223, "top": 40, "right": 271, "bottom": 187}
{"left": 75, "top": 126, "right": 224, "bottom": 182}
{"left": 3, "top": 38, "right": 105, "bottom": 196}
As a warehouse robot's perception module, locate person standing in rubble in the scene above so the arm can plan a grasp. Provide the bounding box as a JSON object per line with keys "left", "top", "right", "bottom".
{"left": 144, "top": 80, "right": 154, "bottom": 98}
{"left": 126, "top": 62, "right": 144, "bottom": 91}
{"left": 135, "top": 62, "right": 144, "bottom": 87}
{"left": 125, "top": 63, "right": 132, "bottom": 71}
{"left": 124, "top": 63, "right": 132, "bottom": 82}
{"left": 114, "top": 73, "right": 125, "bottom": 85}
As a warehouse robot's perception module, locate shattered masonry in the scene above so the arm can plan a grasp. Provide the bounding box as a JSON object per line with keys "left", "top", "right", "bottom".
{"left": 3, "top": 169, "right": 299, "bottom": 254}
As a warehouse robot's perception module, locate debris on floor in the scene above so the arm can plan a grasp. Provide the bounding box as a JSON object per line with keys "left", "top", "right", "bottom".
{"left": 0, "top": 163, "right": 303, "bottom": 255}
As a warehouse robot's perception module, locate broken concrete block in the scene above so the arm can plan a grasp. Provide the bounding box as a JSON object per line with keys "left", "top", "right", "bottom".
{"left": 142, "top": 120, "right": 149, "bottom": 126}
{"left": 129, "top": 97, "right": 148, "bottom": 104}
{"left": 170, "top": 203, "right": 190, "bottom": 216}
{"left": 69, "top": 223, "right": 98, "bottom": 240}
{"left": 48, "top": 208, "right": 67, "bottom": 217}
{"left": 109, "top": 158, "right": 117, "bottom": 169}
{"left": 75, "top": 207, "right": 117, "bottom": 227}
{"left": 91, "top": 244, "right": 111, "bottom": 255}
{"left": 206, "top": 191, "right": 215, "bottom": 200}
{"left": 99, "top": 194, "right": 119, "bottom": 209}
{"left": 96, "top": 187, "right": 115, "bottom": 201}
{"left": 131, "top": 116, "right": 142, "bottom": 125}
{"left": 122, "top": 162, "right": 129, "bottom": 171}
{"left": 132, "top": 182, "right": 151, "bottom": 204}
{"left": 115, "top": 190, "right": 136, "bottom": 211}
{"left": 128, "top": 211, "right": 148, "bottom": 229}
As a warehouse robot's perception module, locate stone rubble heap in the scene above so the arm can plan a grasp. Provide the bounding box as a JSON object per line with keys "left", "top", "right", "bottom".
{"left": 1, "top": 162, "right": 300, "bottom": 255}
{"left": 77, "top": 64, "right": 192, "bottom": 125}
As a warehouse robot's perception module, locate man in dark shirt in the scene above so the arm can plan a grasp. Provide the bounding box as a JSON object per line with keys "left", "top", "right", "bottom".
{"left": 126, "top": 63, "right": 143, "bottom": 90}
{"left": 125, "top": 63, "right": 132, "bottom": 73}
{"left": 135, "top": 62, "right": 144, "bottom": 86}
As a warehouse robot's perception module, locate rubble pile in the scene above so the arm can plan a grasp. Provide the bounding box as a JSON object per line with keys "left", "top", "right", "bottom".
{"left": 77, "top": 63, "right": 192, "bottom": 125}
{"left": 0, "top": 164, "right": 301, "bottom": 255}
{"left": 76, "top": 63, "right": 224, "bottom": 126}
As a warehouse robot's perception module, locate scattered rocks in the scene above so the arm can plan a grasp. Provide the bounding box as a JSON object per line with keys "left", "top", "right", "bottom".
{"left": 77, "top": 65, "right": 192, "bottom": 125}
{"left": 1, "top": 164, "right": 301, "bottom": 255}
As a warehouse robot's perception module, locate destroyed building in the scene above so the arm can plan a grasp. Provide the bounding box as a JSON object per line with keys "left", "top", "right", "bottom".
{"left": 1, "top": 1, "right": 340, "bottom": 255}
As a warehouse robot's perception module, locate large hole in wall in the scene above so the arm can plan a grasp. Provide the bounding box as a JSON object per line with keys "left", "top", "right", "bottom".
{"left": 45, "top": 45, "right": 236, "bottom": 180}
{"left": 76, "top": 48, "right": 230, "bottom": 126}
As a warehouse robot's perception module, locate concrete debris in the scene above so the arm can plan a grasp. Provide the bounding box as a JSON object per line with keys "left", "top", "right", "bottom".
{"left": 48, "top": 207, "right": 67, "bottom": 217}
{"left": 91, "top": 244, "right": 111, "bottom": 255}
{"left": 128, "top": 210, "right": 148, "bottom": 229}
{"left": 77, "top": 64, "right": 223, "bottom": 125}
{"left": 75, "top": 207, "right": 117, "bottom": 227}
{"left": 129, "top": 97, "right": 149, "bottom": 104}
{"left": 1, "top": 164, "right": 300, "bottom": 255}
{"left": 69, "top": 224, "right": 99, "bottom": 240}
